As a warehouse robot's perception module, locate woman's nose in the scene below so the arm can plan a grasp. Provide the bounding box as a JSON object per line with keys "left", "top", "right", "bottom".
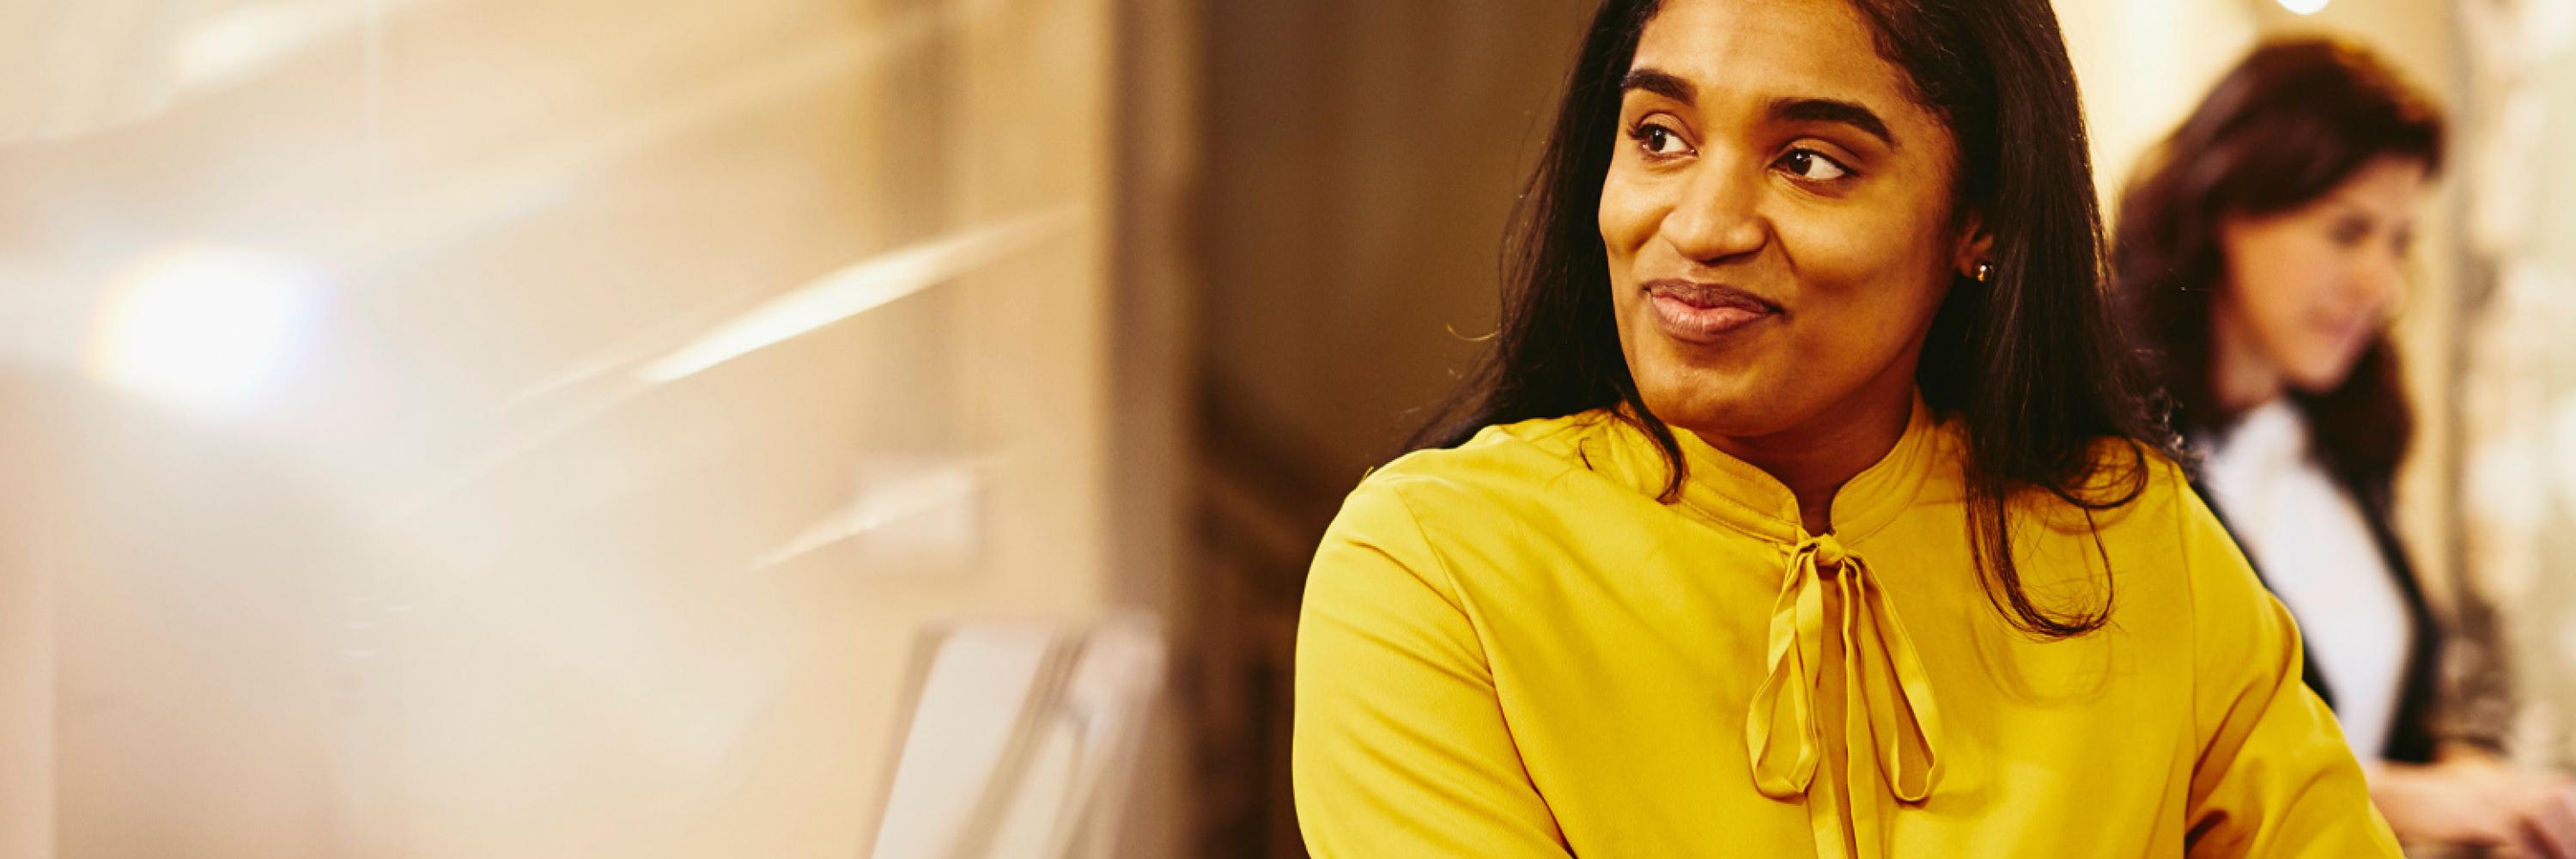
{"left": 1661, "top": 163, "right": 1767, "bottom": 265}
{"left": 2351, "top": 247, "right": 2404, "bottom": 316}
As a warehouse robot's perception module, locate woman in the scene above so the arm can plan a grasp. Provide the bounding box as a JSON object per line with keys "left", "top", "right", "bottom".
{"left": 1291, "top": 1, "right": 2397, "bottom": 856}
{"left": 2120, "top": 38, "right": 2576, "bottom": 856}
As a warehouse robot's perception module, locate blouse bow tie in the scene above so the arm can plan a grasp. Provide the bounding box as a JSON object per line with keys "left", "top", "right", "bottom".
{"left": 1744, "top": 534, "right": 1947, "bottom": 852}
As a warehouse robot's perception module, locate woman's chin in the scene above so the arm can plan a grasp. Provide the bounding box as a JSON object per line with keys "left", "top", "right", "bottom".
{"left": 2285, "top": 361, "right": 2358, "bottom": 395}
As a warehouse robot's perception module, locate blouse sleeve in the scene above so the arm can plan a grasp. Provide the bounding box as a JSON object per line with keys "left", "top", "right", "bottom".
{"left": 1291, "top": 477, "right": 1574, "bottom": 858}
{"left": 2177, "top": 478, "right": 2403, "bottom": 857}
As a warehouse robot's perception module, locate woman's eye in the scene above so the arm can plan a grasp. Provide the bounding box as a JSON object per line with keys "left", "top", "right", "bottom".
{"left": 1777, "top": 149, "right": 1850, "bottom": 181}
{"left": 1633, "top": 124, "right": 1689, "bottom": 158}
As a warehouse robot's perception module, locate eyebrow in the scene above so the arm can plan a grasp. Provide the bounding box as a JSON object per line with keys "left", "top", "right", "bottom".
{"left": 1619, "top": 68, "right": 1698, "bottom": 105}
{"left": 1768, "top": 97, "right": 1897, "bottom": 149}
{"left": 1619, "top": 68, "right": 1900, "bottom": 150}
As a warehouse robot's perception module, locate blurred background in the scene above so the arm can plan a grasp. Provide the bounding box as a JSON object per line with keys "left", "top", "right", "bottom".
{"left": 0, "top": 0, "right": 2571, "bottom": 856}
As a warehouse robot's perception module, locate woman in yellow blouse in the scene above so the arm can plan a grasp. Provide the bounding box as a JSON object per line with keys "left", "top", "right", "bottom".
{"left": 1291, "top": 1, "right": 2398, "bottom": 856}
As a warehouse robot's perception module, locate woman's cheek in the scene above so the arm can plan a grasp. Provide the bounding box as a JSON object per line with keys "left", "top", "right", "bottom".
{"left": 1772, "top": 211, "right": 1930, "bottom": 305}
{"left": 2263, "top": 282, "right": 2347, "bottom": 386}
{"left": 1597, "top": 174, "right": 1662, "bottom": 255}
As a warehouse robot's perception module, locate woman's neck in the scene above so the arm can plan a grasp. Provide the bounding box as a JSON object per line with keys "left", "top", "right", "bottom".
{"left": 1702, "top": 369, "right": 1917, "bottom": 536}
{"left": 2210, "top": 301, "right": 2287, "bottom": 414}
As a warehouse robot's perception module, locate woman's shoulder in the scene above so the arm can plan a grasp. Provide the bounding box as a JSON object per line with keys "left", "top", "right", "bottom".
{"left": 1325, "top": 410, "right": 1623, "bottom": 539}
{"left": 1358, "top": 409, "right": 1615, "bottom": 492}
{"left": 1985, "top": 436, "right": 2270, "bottom": 652}
{"left": 2008, "top": 434, "right": 2201, "bottom": 530}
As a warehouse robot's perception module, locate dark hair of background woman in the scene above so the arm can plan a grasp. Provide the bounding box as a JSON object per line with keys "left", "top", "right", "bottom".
{"left": 2116, "top": 37, "right": 2443, "bottom": 497}
{"left": 1406, "top": 0, "right": 2172, "bottom": 638}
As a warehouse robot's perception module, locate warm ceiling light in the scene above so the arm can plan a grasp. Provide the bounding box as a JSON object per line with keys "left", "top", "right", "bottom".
{"left": 86, "top": 245, "right": 327, "bottom": 417}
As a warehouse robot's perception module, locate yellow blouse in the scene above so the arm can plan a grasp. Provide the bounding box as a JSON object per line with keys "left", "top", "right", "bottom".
{"left": 1291, "top": 399, "right": 2397, "bottom": 858}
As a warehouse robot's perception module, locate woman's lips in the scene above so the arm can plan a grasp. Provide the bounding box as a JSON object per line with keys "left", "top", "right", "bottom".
{"left": 1645, "top": 280, "right": 1778, "bottom": 344}
{"left": 2312, "top": 312, "right": 2375, "bottom": 357}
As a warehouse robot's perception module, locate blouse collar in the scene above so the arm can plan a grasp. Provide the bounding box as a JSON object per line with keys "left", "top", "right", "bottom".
{"left": 1589, "top": 392, "right": 1943, "bottom": 544}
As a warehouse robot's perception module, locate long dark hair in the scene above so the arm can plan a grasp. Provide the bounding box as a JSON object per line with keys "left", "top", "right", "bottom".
{"left": 2116, "top": 37, "right": 2444, "bottom": 495}
{"left": 1407, "top": 0, "right": 2171, "bottom": 638}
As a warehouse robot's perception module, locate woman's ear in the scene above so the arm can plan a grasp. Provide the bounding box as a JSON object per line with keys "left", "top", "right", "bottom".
{"left": 1952, "top": 214, "right": 1996, "bottom": 281}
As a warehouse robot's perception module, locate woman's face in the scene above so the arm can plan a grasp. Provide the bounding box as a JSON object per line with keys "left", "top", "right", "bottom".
{"left": 2215, "top": 156, "right": 2428, "bottom": 394}
{"left": 1600, "top": 0, "right": 1978, "bottom": 442}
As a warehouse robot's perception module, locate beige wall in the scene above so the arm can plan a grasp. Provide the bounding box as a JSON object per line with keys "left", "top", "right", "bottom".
{"left": 0, "top": 0, "right": 1186, "bottom": 856}
{"left": 2451, "top": 0, "right": 2576, "bottom": 765}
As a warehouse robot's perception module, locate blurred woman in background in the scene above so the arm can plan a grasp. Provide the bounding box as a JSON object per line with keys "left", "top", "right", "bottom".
{"left": 2120, "top": 36, "right": 2576, "bottom": 856}
{"left": 1291, "top": 1, "right": 2396, "bottom": 856}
